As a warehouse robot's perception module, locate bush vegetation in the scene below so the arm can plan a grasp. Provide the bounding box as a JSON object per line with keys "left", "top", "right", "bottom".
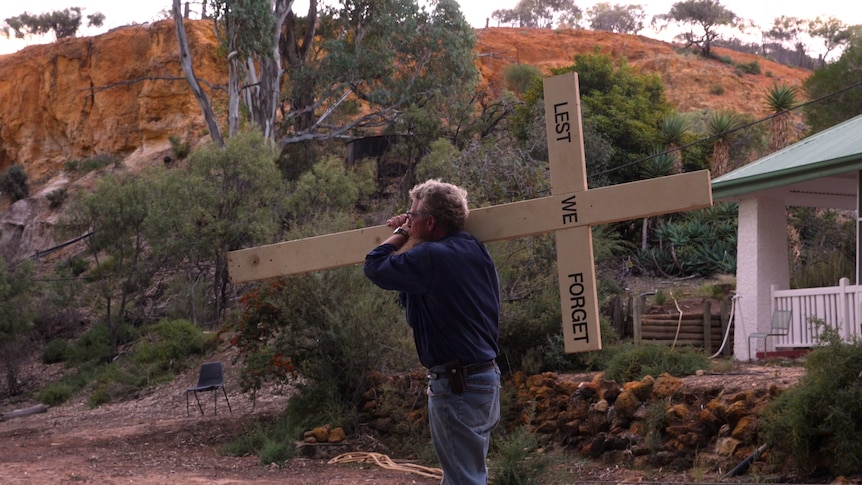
{"left": 601, "top": 342, "right": 712, "bottom": 383}
{"left": 761, "top": 324, "right": 862, "bottom": 476}
{"left": 220, "top": 413, "right": 305, "bottom": 465}
{"left": 36, "top": 319, "right": 208, "bottom": 407}
{"left": 491, "top": 425, "right": 551, "bottom": 485}
{"left": 0, "top": 164, "right": 29, "bottom": 201}
{"left": 63, "top": 154, "right": 114, "bottom": 174}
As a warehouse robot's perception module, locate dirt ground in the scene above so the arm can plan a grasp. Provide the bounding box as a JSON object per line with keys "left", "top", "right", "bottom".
{"left": 0, "top": 353, "right": 814, "bottom": 485}
{"left": 0, "top": 354, "right": 445, "bottom": 485}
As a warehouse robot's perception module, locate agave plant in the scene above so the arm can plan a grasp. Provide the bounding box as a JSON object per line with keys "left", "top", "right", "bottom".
{"left": 707, "top": 111, "right": 742, "bottom": 176}
{"left": 658, "top": 113, "right": 690, "bottom": 173}
{"left": 765, "top": 82, "right": 799, "bottom": 152}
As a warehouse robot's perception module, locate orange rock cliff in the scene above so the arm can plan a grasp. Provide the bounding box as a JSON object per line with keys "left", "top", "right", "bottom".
{"left": 0, "top": 21, "right": 810, "bottom": 260}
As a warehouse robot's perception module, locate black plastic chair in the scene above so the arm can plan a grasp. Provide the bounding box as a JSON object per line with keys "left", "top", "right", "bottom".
{"left": 186, "top": 362, "right": 232, "bottom": 416}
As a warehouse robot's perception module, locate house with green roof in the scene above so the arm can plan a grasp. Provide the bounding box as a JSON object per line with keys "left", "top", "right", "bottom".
{"left": 711, "top": 113, "right": 862, "bottom": 359}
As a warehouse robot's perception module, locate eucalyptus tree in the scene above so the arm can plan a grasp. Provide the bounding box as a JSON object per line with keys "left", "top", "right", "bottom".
{"left": 172, "top": 0, "right": 226, "bottom": 147}
{"left": 146, "top": 130, "right": 284, "bottom": 325}
{"left": 652, "top": 0, "right": 739, "bottom": 57}
{"left": 808, "top": 16, "right": 853, "bottom": 64}
{"left": 2, "top": 7, "right": 104, "bottom": 40}
{"left": 0, "top": 259, "right": 35, "bottom": 396}
{"left": 60, "top": 174, "right": 152, "bottom": 355}
{"left": 762, "top": 15, "right": 807, "bottom": 67}
{"left": 803, "top": 35, "right": 862, "bottom": 133}
{"left": 173, "top": 0, "right": 479, "bottom": 159}
{"left": 492, "top": 0, "right": 582, "bottom": 28}
{"left": 587, "top": 2, "right": 646, "bottom": 34}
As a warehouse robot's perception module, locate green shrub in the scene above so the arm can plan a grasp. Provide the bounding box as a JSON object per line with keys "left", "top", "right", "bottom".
{"left": 644, "top": 399, "right": 668, "bottom": 452}
{"left": 79, "top": 155, "right": 114, "bottom": 173}
{"left": 54, "top": 256, "right": 89, "bottom": 277}
{"left": 258, "top": 440, "right": 293, "bottom": 466}
{"left": 88, "top": 365, "right": 141, "bottom": 407}
{"left": 601, "top": 342, "right": 711, "bottom": 383}
{"left": 699, "top": 276, "right": 735, "bottom": 299}
{"left": 169, "top": 135, "right": 191, "bottom": 160}
{"left": 64, "top": 155, "right": 113, "bottom": 174}
{"left": 524, "top": 318, "right": 618, "bottom": 374}
{"left": 503, "top": 63, "right": 542, "bottom": 95}
{"left": 760, "top": 324, "right": 862, "bottom": 476}
{"left": 735, "top": 60, "right": 761, "bottom": 75}
{"left": 498, "top": 283, "right": 562, "bottom": 374}
{"left": 46, "top": 187, "right": 68, "bottom": 209}
{"left": 221, "top": 414, "right": 303, "bottom": 465}
{"left": 70, "top": 325, "right": 112, "bottom": 363}
{"left": 70, "top": 324, "right": 137, "bottom": 364}
{"left": 229, "top": 268, "right": 415, "bottom": 428}
{"left": 133, "top": 319, "right": 207, "bottom": 385}
{"left": 42, "top": 339, "right": 73, "bottom": 364}
{"left": 38, "top": 382, "right": 76, "bottom": 406}
{"left": 135, "top": 319, "right": 205, "bottom": 365}
{"left": 491, "top": 425, "right": 550, "bottom": 485}
{"left": 36, "top": 367, "right": 97, "bottom": 405}
{"left": 0, "top": 165, "right": 29, "bottom": 201}
{"left": 79, "top": 319, "right": 207, "bottom": 406}
{"left": 635, "top": 204, "right": 738, "bottom": 278}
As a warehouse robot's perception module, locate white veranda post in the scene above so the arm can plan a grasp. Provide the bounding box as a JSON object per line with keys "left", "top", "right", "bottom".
{"left": 227, "top": 73, "right": 714, "bottom": 354}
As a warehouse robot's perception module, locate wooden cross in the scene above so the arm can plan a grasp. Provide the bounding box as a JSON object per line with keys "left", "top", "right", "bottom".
{"left": 227, "top": 73, "right": 713, "bottom": 353}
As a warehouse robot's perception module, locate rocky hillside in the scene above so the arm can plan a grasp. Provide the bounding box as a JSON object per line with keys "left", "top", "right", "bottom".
{"left": 0, "top": 22, "right": 811, "bottom": 260}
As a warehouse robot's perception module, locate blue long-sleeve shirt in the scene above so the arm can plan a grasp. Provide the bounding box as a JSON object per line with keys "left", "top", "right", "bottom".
{"left": 364, "top": 232, "right": 500, "bottom": 368}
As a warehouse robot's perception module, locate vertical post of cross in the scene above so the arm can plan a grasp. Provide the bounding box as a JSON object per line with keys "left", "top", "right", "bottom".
{"left": 543, "top": 73, "right": 601, "bottom": 353}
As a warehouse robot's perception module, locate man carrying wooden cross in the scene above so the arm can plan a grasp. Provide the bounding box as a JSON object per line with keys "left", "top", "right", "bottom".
{"left": 227, "top": 72, "right": 712, "bottom": 483}
{"left": 364, "top": 179, "right": 502, "bottom": 485}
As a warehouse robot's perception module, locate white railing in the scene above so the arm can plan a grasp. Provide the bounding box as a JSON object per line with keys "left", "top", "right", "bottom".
{"left": 771, "top": 277, "right": 862, "bottom": 348}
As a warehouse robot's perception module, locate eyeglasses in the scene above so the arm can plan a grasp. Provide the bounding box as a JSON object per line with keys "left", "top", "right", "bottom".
{"left": 405, "top": 211, "right": 429, "bottom": 220}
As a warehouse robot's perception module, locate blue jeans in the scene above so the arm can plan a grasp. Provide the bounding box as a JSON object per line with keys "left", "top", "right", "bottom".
{"left": 427, "top": 364, "right": 501, "bottom": 485}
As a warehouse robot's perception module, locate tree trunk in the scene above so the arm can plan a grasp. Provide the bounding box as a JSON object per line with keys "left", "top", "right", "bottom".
{"left": 280, "top": 2, "right": 318, "bottom": 134}
{"left": 173, "top": 0, "right": 224, "bottom": 147}
{"left": 769, "top": 111, "right": 789, "bottom": 152}
{"left": 0, "top": 404, "right": 49, "bottom": 422}
{"left": 228, "top": 52, "right": 240, "bottom": 137}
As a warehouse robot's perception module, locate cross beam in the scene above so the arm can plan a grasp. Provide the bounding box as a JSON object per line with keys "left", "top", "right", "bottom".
{"left": 227, "top": 73, "right": 713, "bottom": 353}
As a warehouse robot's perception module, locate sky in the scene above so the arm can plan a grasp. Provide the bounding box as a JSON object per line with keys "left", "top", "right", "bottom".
{"left": 1, "top": 0, "right": 860, "bottom": 55}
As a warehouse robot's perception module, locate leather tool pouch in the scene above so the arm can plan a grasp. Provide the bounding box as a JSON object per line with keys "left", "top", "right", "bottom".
{"left": 445, "top": 360, "right": 466, "bottom": 394}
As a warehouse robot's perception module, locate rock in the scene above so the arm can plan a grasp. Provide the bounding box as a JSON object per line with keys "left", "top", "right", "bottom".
{"left": 310, "top": 424, "right": 331, "bottom": 442}
{"left": 715, "top": 436, "right": 741, "bottom": 455}
{"left": 611, "top": 389, "right": 641, "bottom": 421}
{"left": 327, "top": 427, "right": 346, "bottom": 443}
{"left": 0, "top": 20, "right": 222, "bottom": 181}
{"left": 623, "top": 375, "right": 654, "bottom": 401}
{"left": 652, "top": 373, "right": 683, "bottom": 398}
{"left": 730, "top": 415, "right": 758, "bottom": 442}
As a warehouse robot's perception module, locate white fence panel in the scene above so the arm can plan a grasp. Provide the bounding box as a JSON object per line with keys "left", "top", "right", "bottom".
{"left": 771, "top": 277, "right": 862, "bottom": 348}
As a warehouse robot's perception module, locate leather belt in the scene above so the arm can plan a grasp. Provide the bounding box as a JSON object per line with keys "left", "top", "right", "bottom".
{"left": 427, "top": 360, "right": 496, "bottom": 380}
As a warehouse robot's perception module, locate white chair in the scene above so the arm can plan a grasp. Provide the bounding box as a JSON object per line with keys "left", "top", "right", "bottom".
{"left": 748, "top": 309, "right": 792, "bottom": 361}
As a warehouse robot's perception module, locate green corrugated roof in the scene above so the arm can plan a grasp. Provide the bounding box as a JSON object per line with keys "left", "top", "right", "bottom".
{"left": 711, "top": 114, "right": 862, "bottom": 201}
